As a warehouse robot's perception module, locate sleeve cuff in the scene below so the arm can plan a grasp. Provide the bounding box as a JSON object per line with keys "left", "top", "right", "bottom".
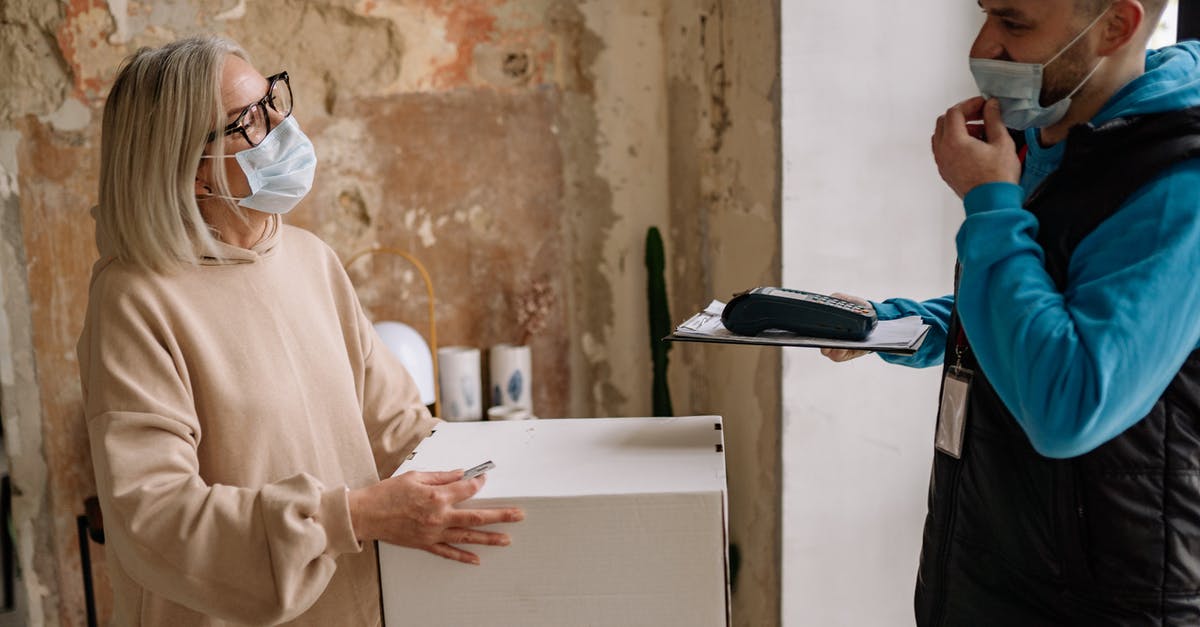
{"left": 868, "top": 300, "right": 903, "bottom": 322}
{"left": 963, "top": 182, "right": 1026, "bottom": 217}
{"left": 318, "top": 486, "right": 363, "bottom": 557}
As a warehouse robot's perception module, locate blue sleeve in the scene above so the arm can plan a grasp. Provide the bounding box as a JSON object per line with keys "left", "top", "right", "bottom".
{"left": 870, "top": 296, "right": 953, "bottom": 369}
{"left": 956, "top": 167, "right": 1200, "bottom": 459}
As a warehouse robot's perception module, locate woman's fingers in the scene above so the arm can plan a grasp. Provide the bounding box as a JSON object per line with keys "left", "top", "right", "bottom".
{"left": 445, "top": 507, "right": 525, "bottom": 528}
{"left": 434, "top": 473, "right": 486, "bottom": 504}
{"left": 411, "top": 470, "right": 466, "bottom": 485}
{"left": 442, "top": 527, "right": 512, "bottom": 546}
{"left": 425, "top": 542, "right": 480, "bottom": 565}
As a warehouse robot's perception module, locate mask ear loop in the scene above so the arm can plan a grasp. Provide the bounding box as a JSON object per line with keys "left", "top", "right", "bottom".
{"left": 197, "top": 154, "right": 247, "bottom": 202}
{"left": 1064, "top": 57, "right": 1105, "bottom": 101}
{"left": 1038, "top": 6, "right": 1110, "bottom": 110}
{"left": 1043, "top": 4, "right": 1113, "bottom": 69}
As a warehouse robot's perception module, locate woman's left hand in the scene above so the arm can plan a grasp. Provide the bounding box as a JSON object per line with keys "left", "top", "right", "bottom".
{"left": 347, "top": 470, "right": 525, "bottom": 565}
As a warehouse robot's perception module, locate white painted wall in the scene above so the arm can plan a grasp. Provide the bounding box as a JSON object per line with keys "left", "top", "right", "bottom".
{"left": 1149, "top": 0, "right": 1180, "bottom": 50}
{"left": 781, "top": 3, "right": 980, "bottom": 625}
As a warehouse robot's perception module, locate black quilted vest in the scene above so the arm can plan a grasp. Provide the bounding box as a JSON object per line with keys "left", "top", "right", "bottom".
{"left": 915, "top": 106, "right": 1200, "bottom": 626}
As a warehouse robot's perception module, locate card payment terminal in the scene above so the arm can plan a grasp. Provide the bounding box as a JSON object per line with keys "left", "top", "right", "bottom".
{"left": 721, "top": 287, "right": 878, "bottom": 340}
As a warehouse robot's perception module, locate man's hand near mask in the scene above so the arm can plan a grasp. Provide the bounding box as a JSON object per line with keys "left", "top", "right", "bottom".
{"left": 931, "top": 97, "right": 1023, "bottom": 200}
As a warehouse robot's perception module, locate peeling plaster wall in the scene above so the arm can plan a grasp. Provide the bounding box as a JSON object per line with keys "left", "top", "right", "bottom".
{"left": 0, "top": 124, "right": 56, "bottom": 627}
{"left": 574, "top": 0, "right": 669, "bottom": 418}
{"left": 14, "top": 113, "right": 106, "bottom": 627}
{"left": 0, "top": 1, "right": 70, "bottom": 122}
{"left": 2, "top": 1, "right": 78, "bottom": 624}
{"left": 0, "top": 0, "right": 782, "bottom": 625}
{"left": 664, "top": 3, "right": 781, "bottom": 624}
{"left": 309, "top": 89, "right": 572, "bottom": 417}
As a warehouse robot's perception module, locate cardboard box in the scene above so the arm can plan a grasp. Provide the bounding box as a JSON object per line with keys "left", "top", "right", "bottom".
{"left": 379, "top": 416, "right": 729, "bottom": 626}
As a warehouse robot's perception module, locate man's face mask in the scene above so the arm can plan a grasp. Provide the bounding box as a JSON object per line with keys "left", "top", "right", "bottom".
{"left": 969, "top": 7, "right": 1111, "bottom": 131}
{"left": 201, "top": 116, "right": 317, "bottom": 215}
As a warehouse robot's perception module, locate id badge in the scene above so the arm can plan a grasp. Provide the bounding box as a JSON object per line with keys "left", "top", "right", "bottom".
{"left": 935, "top": 366, "right": 972, "bottom": 459}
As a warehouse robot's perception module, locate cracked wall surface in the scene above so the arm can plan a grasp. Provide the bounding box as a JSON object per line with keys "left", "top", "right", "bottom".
{"left": 665, "top": 2, "right": 782, "bottom": 622}
{"left": 0, "top": 0, "right": 781, "bottom": 625}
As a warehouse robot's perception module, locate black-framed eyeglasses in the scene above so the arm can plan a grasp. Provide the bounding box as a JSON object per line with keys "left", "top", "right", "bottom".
{"left": 206, "top": 71, "right": 293, "bottom": 147}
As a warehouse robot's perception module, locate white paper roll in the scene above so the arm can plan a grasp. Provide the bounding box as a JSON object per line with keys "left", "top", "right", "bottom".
{"left": 489, "top": 344, "right": 533, "bottom": 412}
{"left": 437, "top": 346, "right": 482, "bottom": 421}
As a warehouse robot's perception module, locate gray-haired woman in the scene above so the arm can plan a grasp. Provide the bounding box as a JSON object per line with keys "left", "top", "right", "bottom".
{"left": 77, "top": 36, "right": 522, "bottom": 625}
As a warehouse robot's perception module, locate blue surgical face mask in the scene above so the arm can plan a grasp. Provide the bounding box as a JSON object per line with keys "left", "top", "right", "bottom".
{"left": 200, "top": 116, "right": 317, "bottom": 215}
{"left": 969, "top": 7, "right": 1109, "bottom": 131}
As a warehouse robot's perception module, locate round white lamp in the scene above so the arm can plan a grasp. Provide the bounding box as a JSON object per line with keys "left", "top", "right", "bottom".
{"left": 374, "top": 321, "right": 436, "bottom": 406}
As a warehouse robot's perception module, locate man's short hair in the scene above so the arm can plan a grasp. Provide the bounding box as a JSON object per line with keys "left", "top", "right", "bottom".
{"left": 1076, "top": 0, "right": 1167, "bottom": 22}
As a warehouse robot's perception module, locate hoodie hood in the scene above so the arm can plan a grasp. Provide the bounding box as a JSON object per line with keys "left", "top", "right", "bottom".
{"left": 90, "top": 204, "right": 281, "bottom": 273}
{"left": 1021, "top": 42, "right": 1200, "bottom": 191}
{"left": 198, "top": 213, "right": 281, "bottom": 265}
{"left": 1094, "top": 41, "right": 1200, "bottom": 125}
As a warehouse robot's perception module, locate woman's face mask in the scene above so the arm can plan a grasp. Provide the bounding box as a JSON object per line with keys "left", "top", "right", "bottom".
{"left": 200, "top": 116, "right": 317, "bottom": 215}
{"left": 969, "top": 6, "right": 1110, "bottom": 131}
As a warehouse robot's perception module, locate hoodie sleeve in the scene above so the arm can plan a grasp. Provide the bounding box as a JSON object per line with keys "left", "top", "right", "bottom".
{"left": 870, "top": 295, "right": 954, "bottom": 369}
{"left": 956, "top": 169, "right": 1200, "bottom": 459}
{"left": 80, "top": 278, "right": 362, "bottom": 625}
{"left": 354, "top": 299, "right": 439, "bottom": 479}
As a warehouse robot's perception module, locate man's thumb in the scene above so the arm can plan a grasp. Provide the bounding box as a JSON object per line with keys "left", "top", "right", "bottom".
{"left": 984, "top": 98, "right": 1012, "bottom": 147}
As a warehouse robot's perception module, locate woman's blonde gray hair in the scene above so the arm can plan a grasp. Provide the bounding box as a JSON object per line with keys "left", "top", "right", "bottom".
{"left": 98, "top": 36, "right": 248, "bottom": 272}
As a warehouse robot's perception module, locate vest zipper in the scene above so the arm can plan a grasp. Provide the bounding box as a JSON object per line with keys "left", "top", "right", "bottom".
{"left": 932, "top": 426, "right": 967, "bottom": 626}
{"left": 932, "top": 317, "right": 969, "bottom": 627}
{"left": 1023, "top": 166, "right": 1061, "bottom": 208}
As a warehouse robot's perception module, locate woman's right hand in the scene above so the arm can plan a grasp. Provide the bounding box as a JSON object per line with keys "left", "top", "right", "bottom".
{"left": 347, "top": 470, "right": 524, "bottom": 565}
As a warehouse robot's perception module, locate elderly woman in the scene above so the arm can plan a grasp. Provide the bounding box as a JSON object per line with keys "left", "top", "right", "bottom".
{"left": 77, "top": 36, "right": 523, "bottom": 625}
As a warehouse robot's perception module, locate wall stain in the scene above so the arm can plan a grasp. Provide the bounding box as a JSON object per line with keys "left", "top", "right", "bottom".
{"left": 0, "top": 2, "right": 71, "bottom": 123}
{"left": 336, "top": 188, "right": 373, "bottom": 238}
{"left": 424, "top": 0, "right": 501, "bottom": 87}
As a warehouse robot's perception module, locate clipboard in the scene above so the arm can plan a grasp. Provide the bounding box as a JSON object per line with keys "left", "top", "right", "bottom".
{"left": 665, "top": 300, "right": 931, "bottom": 356}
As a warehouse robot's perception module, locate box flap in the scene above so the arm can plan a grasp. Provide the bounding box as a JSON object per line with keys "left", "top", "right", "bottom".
{"left": 395, "top": 416, "right": 726, "bottom": 499}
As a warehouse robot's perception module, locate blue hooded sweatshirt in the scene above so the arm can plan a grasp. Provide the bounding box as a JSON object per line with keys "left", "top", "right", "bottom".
{"left": 872, "top": 42, "right": 1200, "bottom": 459}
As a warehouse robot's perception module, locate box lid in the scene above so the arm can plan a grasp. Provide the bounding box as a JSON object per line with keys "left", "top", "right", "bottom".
{"left": 395, "top": 416, "right": 726, "bottom": 499}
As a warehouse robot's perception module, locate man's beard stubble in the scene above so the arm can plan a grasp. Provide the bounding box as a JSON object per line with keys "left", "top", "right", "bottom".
{"left": 1039, "top": 43, "right": 1098, "bottom": 107}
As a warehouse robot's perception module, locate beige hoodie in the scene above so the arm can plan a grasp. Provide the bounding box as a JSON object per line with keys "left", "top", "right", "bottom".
{"left": 77, "top": 214, "right": 437, "bottom": 625}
